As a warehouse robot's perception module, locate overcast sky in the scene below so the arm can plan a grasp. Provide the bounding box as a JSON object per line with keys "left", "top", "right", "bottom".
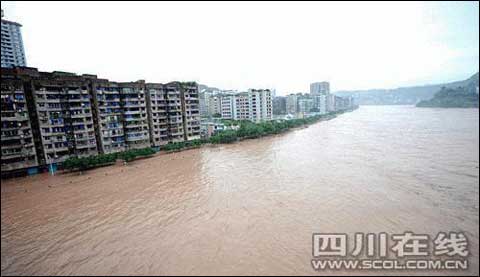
{"left": 2, "top": 1, "right": 479, "bottom": 94}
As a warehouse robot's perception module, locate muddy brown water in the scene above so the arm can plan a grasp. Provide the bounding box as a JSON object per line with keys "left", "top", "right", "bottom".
{"left": 1, "top": 106, "right": 479, "bottom": 275}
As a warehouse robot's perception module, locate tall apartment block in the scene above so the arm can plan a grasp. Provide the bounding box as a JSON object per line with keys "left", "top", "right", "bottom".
{"left": 164, "top": 82, "right": 187, "bottom": 142}
{"left": 312, "top": 93, "right": 327, "bottom": 115}
{"left": 1, "top": 10, "right": 27, "bottom": 68}
{"left": 248, "top": 89, "right": 272, "bottom": 122}
{"left": 208, "top": 95, "right": 222, "bottom": 116}
{"left": 286, "top": 94, "right": 298, "bottom": 115}
{"left": 29, "top": 71, "right": 98, "bottom": 165}
{"left": 146, "top": 82, "right": 200, "bottom": 146}
{"left": 180, "top": 82, "right": 201, "bottom": 141}
{"left": 1, "top": 67, "right": 201, "bottom": 177}
{"left": 234, "top": 93, "right": 251, "bottom": 120}
{"left": 272, "top": 96, "right": 287, "bottom": 115}
{"left": 220, "top": 94, "right": 235, "bottom": 119}
{"left": 310, "top": 81, "right": 330, "bottom": 95}
{"left": 298, "top": 97, "right": 314, "bottom": 113}
{"left": 1, "top": 68, "right": 38, "bottom": 175}
{"left": 90, "top": 78, "right": 126, "bottom": 154}
{"left": 118, "top": 81, "right": 151, "bottom": 150}
{"left": 145, "top": 83, "right": 169, "bottom": 146}
{"left": 217, "top": 89, "right": 273, "bottom": 122}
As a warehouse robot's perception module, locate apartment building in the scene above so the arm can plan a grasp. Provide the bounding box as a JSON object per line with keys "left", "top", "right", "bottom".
{"left": 298, "top": 97, "right": 314, "bottom": 113}
{"left": 163, "top": 82, "right": 186, "bottom": 142}
{"left": 234, "top": 93, "right": 251, "bottom": 120}
{"left": 1, "top": 67, "right": 202, "bottom": 177}
{"left": 145, "top": 83, "right": 169, "bottom": 147}
{"left": 1, "top": 68, "right": 38, "bottom": 176}
{"left": 310, "top": 81, "right": 330, "bottom": 95}
{"left": 146, "top": 82, "right": 200, "bottom": 144}
{"left": 248, "top": 89, "right": 272, "bottom": 122}
{"left": 312, "top": 93, "right": 327, "bottom": 115}
{"left": 29, "top": 71, "right": 98, "bottom": 164}
{"left": 208, "top": 95, "right": 222, "bottom": 116}
{"left": 118, "top": 81, "right": 151, "bottom": 150}
{"left": 180, "top": 82, "right": 201, "bottom": 141}
{"left": 217, "top": 89, "right": 272, "bottom": 122}
{"left": 90, "top": 78, "right": 126, "bottom": 154}
{"left": 272, "top": 96, "right": 286, "bottom": 115}
{"left": 220, "top": 94, "right": 235, "bottom": 119}
{"left": 327, "top": 94, "right": 336, "bottom": 112}
{"left": 286, "top": 94, "right": 298, "bottom": 115}
{"left": 1, "top": 10, "right": 27, "bottom": 68}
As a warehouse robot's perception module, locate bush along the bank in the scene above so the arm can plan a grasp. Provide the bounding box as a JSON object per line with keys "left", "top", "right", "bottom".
{"left": 162, "top": 139, "right": 206, "bottom": 152}
{"left": 63, "top": 147, "right": 156, "bottom": 171}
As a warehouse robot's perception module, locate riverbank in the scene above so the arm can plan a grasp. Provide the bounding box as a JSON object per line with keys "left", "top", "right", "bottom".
{"left": 61, "top": 108, "right": 357, "bottom": 173}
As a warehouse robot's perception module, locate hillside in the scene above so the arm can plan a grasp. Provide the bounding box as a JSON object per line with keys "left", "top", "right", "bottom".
{"left": 335, "top": 72, "right": 479, "bottom": 105}
{"left": 416, "top": 78, "right": 479, "bottom": 108}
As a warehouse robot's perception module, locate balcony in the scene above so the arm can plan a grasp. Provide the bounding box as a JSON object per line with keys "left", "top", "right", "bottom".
{"left": 125, "top": 116, "right": 147, "bottom": 122}
{"left": 124, "top": 110, "right": 144, "bottom": 115}
{"left": 2, "top": 114, "right": 30, "bottom": 122}
{"left": 125, "top": 135, "right": 149, "bottom": 142}
{"left": 76, "top": 143, "right": 97, "bottom": 150}
{"left": 125, "top": 122, "right": 147, "bottom": 128}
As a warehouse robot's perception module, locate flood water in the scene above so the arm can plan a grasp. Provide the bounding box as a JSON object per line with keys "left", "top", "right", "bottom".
{"left": 1, "top": 105, "right": 479, "bottom": 276}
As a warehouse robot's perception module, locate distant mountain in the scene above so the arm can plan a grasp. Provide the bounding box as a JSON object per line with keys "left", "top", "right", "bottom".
{"left": 416, "top": 75, "right": 479, "bottom": 108}
{"left": 335, "top": 72, "right": 479, "bottom": 105}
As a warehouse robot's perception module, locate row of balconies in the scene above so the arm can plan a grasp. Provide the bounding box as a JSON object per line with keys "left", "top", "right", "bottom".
{"left": 1, "top": 113, "right": 30, "bottom": 121}
{"left": 1, "top": 149, "right": 37, "bottom": 160}
{"left": 1, "top": 141, "right": 35, "bottom": 150}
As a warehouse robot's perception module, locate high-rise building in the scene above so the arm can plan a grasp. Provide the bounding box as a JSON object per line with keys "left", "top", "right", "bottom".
{"left": 272, "top": 96, "right": 287, "bottom": 115}
{"left": 272, "top": 96, "right": 286, "bottom": 115}
{"left": 286, "top": 94, "right": 298, "bottom": 115}
{"left": 199, "top": 89, "right": 209, "bottom": 117}
{"left": 233, "top": 93, "right": 250, "bottom": 120}
{"left": 90, "top": 78, "right": 126, "bottom": 154}
{"left": 178, "top": 82, "right": 201, "bottom": 141}
{"left": 220, "top": 94, "right": 235, "bottom": 119}
{"left": 298, "top": 97, "right": 314, "bottom": 113}
{"left": 147, "top": 81, "right": 200, "bottom": 143}
{"left": 1, "top": 67, "right": 201, "bottom": 177}
{"left": 218, "top": 90, "right": 272, "bottom": 122}
{"left": 208, "top": 95, "right": 222, "bottom": 117}
{"left": 312, "top": 93, "right": 327, "bottom": 115}
{"left": 248, "top": 89, "right": 272, "bottom": 122}
{"left": 145, "top": 83, "right": 169, "bottom": 147}
{"left": 1, "top": 68, "right": 38, "bottom": 175}
{"left": 327, "top": 94, "right": 336, "bottom": 112}
{"left": 118, "top": 81, "right": 151, "bottom": 150}
{"left": 1, "top": 10, "right": 27, "bottom": 68}
{"left": 310, "top": 81, "right": 330, "bottom": 95}
{"left": 28, "top": 71, "right": 99, "bottom": 165}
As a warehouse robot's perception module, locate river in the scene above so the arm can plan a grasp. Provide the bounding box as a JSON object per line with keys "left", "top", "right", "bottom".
{"left": 1, "top": 105, "right": 479, "bottom": 275}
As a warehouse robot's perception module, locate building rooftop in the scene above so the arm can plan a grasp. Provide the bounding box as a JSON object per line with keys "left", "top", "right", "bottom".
{"left": 1, "top": 19, "right": 22, "bottom": 27}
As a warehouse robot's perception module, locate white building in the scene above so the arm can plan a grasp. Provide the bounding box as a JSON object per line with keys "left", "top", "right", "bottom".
{"left": 220, "top": 94, "right": 235, "bottom": 119}
{"left": 248, "top": 89, "right": 272, "bottom": 122}
{"left": 217, "top": 89, "right": 273, "bottom": 122}
{"left": 1, "top": 10, "right": 27, "bottom": 68}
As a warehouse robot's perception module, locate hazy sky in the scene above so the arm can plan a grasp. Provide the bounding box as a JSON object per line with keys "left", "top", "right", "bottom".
{"left": 2, "top": 1, "right": 479, "bottom": 94}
